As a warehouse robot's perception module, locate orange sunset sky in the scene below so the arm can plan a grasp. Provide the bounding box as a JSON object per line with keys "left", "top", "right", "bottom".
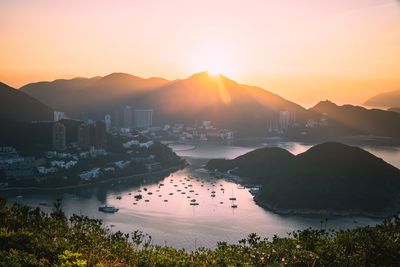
{"left": 1, "top": 0, "right": 399, "bottom": 107}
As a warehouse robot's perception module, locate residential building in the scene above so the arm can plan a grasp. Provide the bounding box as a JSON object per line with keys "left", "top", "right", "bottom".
{"left": 53, "top": 122, "right": 66, "bottom": 150}
{"left": 78, "top": 124, "right": 91, "bottom": 149}
{"left": 123, "top": 106, "right": 133, "bottom": 128}
{"left": 134, "top": 109, "right": 153, "bottom": 129}
{"left": 94, "top": 121, "right": 107, "bottom": 149}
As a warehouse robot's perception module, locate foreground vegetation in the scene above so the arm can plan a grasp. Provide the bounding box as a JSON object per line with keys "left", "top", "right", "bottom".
{"left": 1, "top": 198, "right": 399, "bottom": 266}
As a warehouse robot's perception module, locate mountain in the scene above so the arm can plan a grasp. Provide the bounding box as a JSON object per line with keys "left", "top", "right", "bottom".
{"left": 20, "top": 72, "right": 307, "bottom": 135}
{"left": 20, "top": 73, "right": 170, "bottom": 114}
{"left": 309, "top": 101, "right": 400, "bottom": 139}
{"left": 136, "top": 72, "right": 307, "bottom": 134}
{"left": 207, "top": 142, "right": 400, "bottom": 216}
{"left": 364, "top": 89, "right": 400, "bottom": 108}
{"left": 388, "top": 107, "right": 400, "bottom": 114}
{"left": 0, "top": 81, "right": 53, "bottom": 122}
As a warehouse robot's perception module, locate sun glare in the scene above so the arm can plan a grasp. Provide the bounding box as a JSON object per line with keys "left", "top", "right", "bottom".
{"left": 192, "top": 46, "right": 237, "bottom": 78}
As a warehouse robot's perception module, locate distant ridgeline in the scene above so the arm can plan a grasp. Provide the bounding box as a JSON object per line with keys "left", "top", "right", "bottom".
{"left": 207, "top": 142, "right": 400, "bottom": 217}
{"left": 17, "top": 73, "right": 400, "bottom": 139}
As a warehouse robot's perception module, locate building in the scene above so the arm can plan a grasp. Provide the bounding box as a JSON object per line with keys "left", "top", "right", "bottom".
{"left": 54, "top": 111, "right": 66, "bottom": 122}
{"left": 279, "top": 111, "right": 290, "bottom": 132}
{"left": 94, "top": 121, "right": 107, "bottom": 149}
{"left": 78, "top": 124, "right": 91, "bottom": 149}
{"left": 134, "top": 109, "right": 153, "bottom": 129}
{"left": 53, "top": 122, "right": 66, "bottom": 150}
{"left": 104, "top": 114, "right": 112, "bottom": 131}
{"left": 123, "top": 106, "right": 133, "bottom": 128}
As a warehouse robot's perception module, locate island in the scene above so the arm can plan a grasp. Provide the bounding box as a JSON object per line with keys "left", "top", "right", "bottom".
{"left": 206, "top": 142, "right": 400, "bottom": 217}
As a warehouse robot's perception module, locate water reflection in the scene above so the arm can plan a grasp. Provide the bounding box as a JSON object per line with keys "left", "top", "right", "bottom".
{"left": 4, "top": 141, "right": 400, "bottom": 250}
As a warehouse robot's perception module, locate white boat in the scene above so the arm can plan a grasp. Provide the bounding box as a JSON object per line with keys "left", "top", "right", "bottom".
{"left": 99, "top": 206, "right": 119, "bottom": 213}
{"left": 16, "top": 195, "right": 23, "bottom": 199}
{"left": 39, "top": 201, "right": 48, "bottom": 206}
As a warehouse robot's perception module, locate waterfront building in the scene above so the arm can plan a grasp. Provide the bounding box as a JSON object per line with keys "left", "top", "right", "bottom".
{"left": 52, "top": 122, "right": 66, "bottom": 150}
{"left": 279, "top": 111, "right": 290, "bottom": 132}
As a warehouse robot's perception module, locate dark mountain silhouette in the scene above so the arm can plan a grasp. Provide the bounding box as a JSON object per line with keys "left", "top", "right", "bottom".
{"left": 388, "top": 107, "right": 400, "bottom": 114}
{"left": 20, "top": 73, "right": 170, "bottom": 113}
{"left": 364, "top": 89, "right": 400, "bottom": 108}
{"left": 137, "top": 72, "right": 307, "bottom": 133}
{"left": 309, "top": 101, "right": 400, "bottom": 138}
{"left": 20, "top": 71, "right": 307, "bottom": 135}
{"left": 0, "top": 82, "right": 53, "bottom": 122}
{"left": 207, "top": 142, "right": 400, "bottom": 216}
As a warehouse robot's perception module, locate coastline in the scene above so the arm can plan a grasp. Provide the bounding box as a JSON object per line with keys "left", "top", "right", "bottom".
{"left": 209, "top": 170, "right": 399, "bottom": 219}
{"left": 0, "top": 164, "right": 185, "bottom": 192}
{"left": 254, "top": 198, "right": 399, "bottom": 219}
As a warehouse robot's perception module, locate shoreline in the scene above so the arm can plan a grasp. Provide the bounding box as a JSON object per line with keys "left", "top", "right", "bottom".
{"left": 0, "top": 164, "right": 184, "bottom": 192}
{"left": 208, "top": 170, "right": 399, "bottom": 219}
{"left": 254, "top": 198, "right": 399, "bottom": 219}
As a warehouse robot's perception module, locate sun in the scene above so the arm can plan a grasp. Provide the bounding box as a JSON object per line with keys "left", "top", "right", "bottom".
{"left": 192, "top": 46, "right": 237, "bottom": 77}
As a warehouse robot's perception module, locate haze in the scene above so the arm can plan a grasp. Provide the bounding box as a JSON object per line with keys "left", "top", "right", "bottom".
{"left": 1, "top": 0, "right": 400, "bottom": 106}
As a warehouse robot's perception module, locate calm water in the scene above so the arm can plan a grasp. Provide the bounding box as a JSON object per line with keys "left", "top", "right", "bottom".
{"left": 4, "top": 141, "right": 400, "bottom": 250}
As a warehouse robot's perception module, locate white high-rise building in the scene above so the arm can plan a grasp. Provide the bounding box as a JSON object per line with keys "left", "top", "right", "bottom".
{"left": 104, "top": 114, "right": 111, "bottom": 131}
{"left": 134, "top": 109, "right": 153, "bottom": 129}
{"left": 279, "top": 111, "right": 290, "bottom": 132}
{"left": 123, "top": 106, "right": 133, "bottom": 128}
{"left": 54, "top": 111, "right": 66, "bottom": 122}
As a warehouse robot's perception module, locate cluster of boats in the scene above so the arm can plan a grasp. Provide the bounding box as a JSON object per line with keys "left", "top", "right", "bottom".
{"left": 98, "top": 175, "right": 242, "bottom": 213}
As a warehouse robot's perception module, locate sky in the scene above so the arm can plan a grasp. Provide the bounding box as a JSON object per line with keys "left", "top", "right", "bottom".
{"left": 1, "top": 0, "right": 399, "bottom": 107}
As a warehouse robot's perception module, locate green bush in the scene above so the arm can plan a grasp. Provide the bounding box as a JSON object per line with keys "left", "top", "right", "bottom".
{"left": 1, "top": 196, "right": 399, "bottom": 266}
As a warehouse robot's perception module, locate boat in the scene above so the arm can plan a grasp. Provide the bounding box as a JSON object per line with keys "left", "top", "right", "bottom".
{"left": 231, "top": 204, "right": 238, "bottom": 208}
{"left": 16, "top": 195, "right": 23, "bottom": 199}
{"left": 116, "top": 196, "right": 122, "bottom": 200}
{"left": 99, "top": 206, "right": 119, "bottom": 213}
{"left": 39, "top": 201, "right": 48, "bottom": 206}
